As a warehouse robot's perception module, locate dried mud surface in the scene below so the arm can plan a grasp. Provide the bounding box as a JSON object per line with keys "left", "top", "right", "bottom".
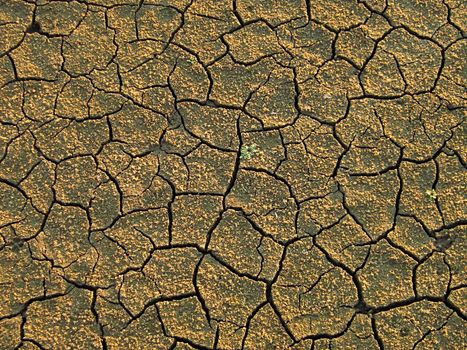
{"left": 0, "top": 0, "right": 466, "bottom": 349}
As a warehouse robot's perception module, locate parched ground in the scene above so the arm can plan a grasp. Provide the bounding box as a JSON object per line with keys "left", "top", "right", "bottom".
{"left": 0, "top": 0, "right": 466, "bottom": 349}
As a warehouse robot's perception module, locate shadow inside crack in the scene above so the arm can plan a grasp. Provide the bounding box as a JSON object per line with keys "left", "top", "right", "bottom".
{"left": 26, "top": 21, "right": 41, "bottom": 34}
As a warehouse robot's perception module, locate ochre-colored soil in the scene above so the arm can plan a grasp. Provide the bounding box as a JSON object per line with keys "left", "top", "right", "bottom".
{"left": 0, "top": 0, "right": 466, "bottom": 349}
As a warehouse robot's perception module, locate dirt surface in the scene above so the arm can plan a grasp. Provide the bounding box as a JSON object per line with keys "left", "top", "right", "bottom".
{"left": 0, "top": 0, "right": 466, "bottom": 349}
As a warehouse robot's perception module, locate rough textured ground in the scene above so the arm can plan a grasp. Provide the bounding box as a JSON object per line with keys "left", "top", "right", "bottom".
{"left": 0, "top": 0, "right": 466, "bottom": 349}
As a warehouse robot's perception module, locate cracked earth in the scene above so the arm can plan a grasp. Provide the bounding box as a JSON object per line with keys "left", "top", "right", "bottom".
{"left": 0, "top": 0, "right": 466, "bottom": 349}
